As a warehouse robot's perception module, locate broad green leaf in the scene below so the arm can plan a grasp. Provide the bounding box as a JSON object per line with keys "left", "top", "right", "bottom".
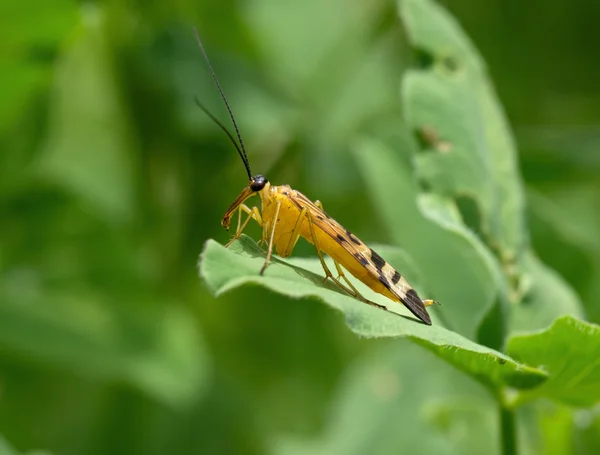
{"left": 510, "top": 252, "right": 584, "bottom": 333}
{"left": 400, "top": 0, "right": 527, "bottom": 272}
{"left": 37, "top": 5, "right": 136, "bottom": 223}
{"left": 352, "top": 137, "right": 507, "bottom": 341}
{"left": 0, "top": 289, "right": 209, "bottom": 408}
{"left": 200, "top": 236, "right": 546, "bottom": 391}
{"left": 507, "top": 316, "right": 600, "bottom": 407}
{"left": 527, "top": 186, "right": 600, "bottom": 323}
{"left": 273, "top": 342, "right": 497, "bottom": 455}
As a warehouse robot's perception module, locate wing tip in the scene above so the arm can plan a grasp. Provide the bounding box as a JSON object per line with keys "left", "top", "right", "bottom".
{"left": 403, "top": 288, "right": 432, "bottom": 325}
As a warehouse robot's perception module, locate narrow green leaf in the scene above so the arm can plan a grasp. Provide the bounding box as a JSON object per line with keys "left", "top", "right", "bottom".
{"left": 199, "top": 236, "right": 547, "bottom": 391}
{"left": 508, "top": 316, "right": 600, "bottom": 407}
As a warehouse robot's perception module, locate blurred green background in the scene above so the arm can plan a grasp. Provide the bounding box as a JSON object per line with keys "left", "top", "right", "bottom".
{"left": 2, "top": 0, "right": 600, "bottom": 454}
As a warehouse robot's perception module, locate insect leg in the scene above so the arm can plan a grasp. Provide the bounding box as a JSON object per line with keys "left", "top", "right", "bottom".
{"left": 307, "top": 203, "right": 358, "bottom": 290}
{"left": 260, "top": 200, "right": 281, "bottom": 275}
{"left": 308, "top": 200, "right": 336, "bottom": 279}
{"left": 305, "top": 210, "right": 386, "bottom": 309}
{"left": 304, "top": 210, "right": 335, "bottom": 280}
{"left": 226, "top": 204, "right": 263, "bottom": 248}
{"left": 332, "top": 260, "right": 387, "bottom": 310}
{"left": 281, "top": 207, "right": 308, "bottom": 257}
{"left": 236, "top": 205, "right": 242, "bottom": 232}
{"left": 332, "top": 260, "right": 361, "bottom": 295}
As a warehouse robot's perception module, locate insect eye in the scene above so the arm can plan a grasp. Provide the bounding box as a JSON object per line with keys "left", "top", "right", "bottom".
{"left": 250, "top": 175, "right": 268, "bottom": 191}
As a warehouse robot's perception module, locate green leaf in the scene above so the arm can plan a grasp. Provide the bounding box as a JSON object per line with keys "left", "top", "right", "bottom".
{"left": 399, "top": 0, "right": 527, "bottom": 270}
{"left": 527, "top": 186, "right": 600, "bottom": 322}
{"left": 352, "top": 137, "right": 507, "bottom": 340}
{"left": 0, "top": 289, "right": 209, "bottom": 408}
{"left": 507, "top": 316, "right": 600, "bottom": 407}
{"left": 273, "top": 342, "right": 497, "bottom": 455}
{"left": 510, "top": 252, "right": 584, "bottom": 333}
{"left": 199, "top": 236, "right": 546, "bottom": 392}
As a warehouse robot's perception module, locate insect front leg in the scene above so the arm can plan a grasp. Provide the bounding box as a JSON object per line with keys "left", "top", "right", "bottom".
{"left": 226, "top": 204, "right": 263, "bottom": 248}
{"left": 260, "top": 200, "right": 281, "bottom": 275}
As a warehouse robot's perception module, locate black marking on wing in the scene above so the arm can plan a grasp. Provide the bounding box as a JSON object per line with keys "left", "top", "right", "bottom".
{"left": 391, "top": 270, "right": 401, "bottom": 285}
{"left": 354, "top": 252, "right": 369, "bottom": 266}
{"left": 379, "top": 275, "right": 390, "bottom": 288}
{"left": 336, "top": 233, "right": 347, "bottom": 243}
{"left": 370, "top": 249, "right": 386, "bottom": 271}
{"left": 285, "top": 191, "right": 431, "bottom": 325}
{"left": 345, "top": 229, "right": 361, "bottom": 245}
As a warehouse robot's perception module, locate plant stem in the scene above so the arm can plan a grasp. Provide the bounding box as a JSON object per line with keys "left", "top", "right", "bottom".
{"left": 500, "top": 405, "right": 517, "bottom": 455}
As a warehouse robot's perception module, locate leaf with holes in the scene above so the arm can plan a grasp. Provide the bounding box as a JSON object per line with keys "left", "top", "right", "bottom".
{"left": 400, "top": 0, "right": 526, "bottom": 279}
{"left": 352, "top": 137, "right": 506, "bottom": 342}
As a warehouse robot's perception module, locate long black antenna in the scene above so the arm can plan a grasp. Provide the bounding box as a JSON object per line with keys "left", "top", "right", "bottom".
{"left": 194, "top": 97, "right": 246, "bottom": 165}
{"left": 193, "top": 28, "right": 252, "bottom": 180}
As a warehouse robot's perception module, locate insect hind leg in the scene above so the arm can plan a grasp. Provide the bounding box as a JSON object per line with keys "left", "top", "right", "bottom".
{"left": 305, "top": 210, "right": 387, "bottom": 311}
{"left": 332, "top": 260, "right": 388, "bottom": 310}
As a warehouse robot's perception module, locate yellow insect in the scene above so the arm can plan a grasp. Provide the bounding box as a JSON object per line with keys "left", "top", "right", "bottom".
{"left": 194, "top": 30, "right": 436, "bottom": 325}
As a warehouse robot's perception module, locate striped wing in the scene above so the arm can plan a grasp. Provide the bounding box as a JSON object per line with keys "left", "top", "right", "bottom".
{"left": 287, "top": 191, "right": 431, "bottom": 324}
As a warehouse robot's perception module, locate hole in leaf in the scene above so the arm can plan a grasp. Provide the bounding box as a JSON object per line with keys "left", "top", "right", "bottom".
{"left": 412, "top": 48, "right": 435, "bottom": 70}
{"left": 417, "top": 178, "right": 433, "bottom": 193}
{"left": 414, "top": 125, "right": 453, "bottom": 153}
{"left": 441, "top": 55, "right": 459, "bottom": 73}
{"left": 476, "top": 295, "right": 506, "bottom": 351}
{"left": 455, "top": 194, "right": 484, "bottom": 238}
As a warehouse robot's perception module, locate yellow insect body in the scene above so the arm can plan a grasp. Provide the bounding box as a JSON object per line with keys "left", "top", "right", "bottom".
{"left": 194, "top": 28, "right": 435, "bottom": 325}
{"left": 222, "top": 179, "right": 435, "bottom": 325}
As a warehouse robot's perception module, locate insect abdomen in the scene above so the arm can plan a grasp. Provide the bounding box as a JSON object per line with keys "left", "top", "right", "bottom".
{"left": 300, "top": 224, "right": 400, "bottom": 302}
